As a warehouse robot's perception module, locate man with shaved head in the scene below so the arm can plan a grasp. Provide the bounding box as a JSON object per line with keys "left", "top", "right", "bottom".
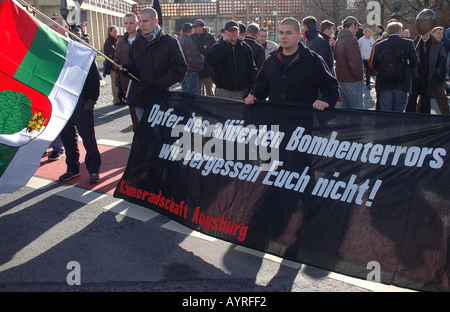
{"left": 121, "top": 7, "right": 187, "bottom": 131}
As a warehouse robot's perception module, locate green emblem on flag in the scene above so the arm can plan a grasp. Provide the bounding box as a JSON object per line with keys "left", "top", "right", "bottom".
{"left": 0, "top": 90, "right": 33, "bottom": 135}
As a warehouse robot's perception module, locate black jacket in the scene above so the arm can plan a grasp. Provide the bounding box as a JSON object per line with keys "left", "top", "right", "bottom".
{"left": 103, "top": 35, "right": 117, "bottom": 61}
{"left": 82, "top": 61, "right": 100, "bottom": 102}
{"left": 192, "top": 29, "right": 217, "bottom": 78}
{"left": 244, "top": 36, "right": 266, "bottom": 70}
{"left": 206, "top": 38, "right": 257, "bottom": 92}
{"left": 249, "top": 42, "right": 339, "bottom": 107}
{"left": 372, "top": 35, "right": 419, "bottom": 92}
{"left": 318, "top": 31, "right": 335, "bottom": 74}
{"left": 125, "top": 30, "right": 187, "bottom": 107}
{"left": 305, "top": 28, "right": 329, "bottom": 67}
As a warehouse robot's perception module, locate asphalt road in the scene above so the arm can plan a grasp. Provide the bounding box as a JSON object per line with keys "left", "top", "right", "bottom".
{"left": 2, "top": 74, "right": 439, "bottom": 297}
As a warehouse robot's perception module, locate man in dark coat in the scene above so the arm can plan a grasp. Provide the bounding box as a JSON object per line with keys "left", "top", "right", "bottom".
{"left": 114, "top": 12, "right": 139, "bottom": 106}
{"left": 244, "top": 23, "right": 266, "bottom": 71}
{"left": 302, "top": 16, "right": 329, "bottom": 71}
{"left": 406, "top": 29, "right": 446, "bottom": 114}
{"left": 244, "top": 17, "right": 338, "bottom": 110}
{"left": 121, "top": 7, "right": 187, "bottom": 130}
{"left": 192, "top": 19, "right": 217, "bottom": 96}
{"left": 371, "top": 21, "right": 419, "bottom": 112}
{"left": 207, "top": 20, "right": 257, "bottom": 100}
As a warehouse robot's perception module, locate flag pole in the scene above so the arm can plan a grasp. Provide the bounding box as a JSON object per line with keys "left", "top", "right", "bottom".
{"left": 15, "top": 0, "right": 140, "bottom": 82}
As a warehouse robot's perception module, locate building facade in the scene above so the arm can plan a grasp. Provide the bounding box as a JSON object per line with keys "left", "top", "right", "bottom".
{"left": 24, "top": 0, "right": 136, "bottom": 50}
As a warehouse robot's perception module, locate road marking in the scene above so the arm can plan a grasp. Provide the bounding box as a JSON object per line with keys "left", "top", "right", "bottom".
{"left": 103, "top": 199, "right": 158, "bottom": 222}
{"left": 96, "top": 139, "right": 132, "bottom": 149}
{"left": 234, "top": 245, "right": 413, "bottom": 292}
{"left": 56, "top": 185, "right": 107, "bottom": 204}
{"left": 161, "top": 220, "right": 216, "bottom": 242}
{"left": 234, "top": 246, "right": 301, "bottom": 269}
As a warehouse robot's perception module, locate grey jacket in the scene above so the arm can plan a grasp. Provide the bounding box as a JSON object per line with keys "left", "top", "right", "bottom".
{"left": 179, "top": 33, "right": 204, "bottom": 72}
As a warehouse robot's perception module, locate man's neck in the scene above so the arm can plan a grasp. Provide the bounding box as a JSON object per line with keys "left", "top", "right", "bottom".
{"left": 282, "top": 46, "right": 299, "bottom": 56}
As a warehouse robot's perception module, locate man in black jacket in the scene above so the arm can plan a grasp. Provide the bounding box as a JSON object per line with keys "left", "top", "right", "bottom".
{"left": 122, "top": 7, "right": 187, "bottom": 129}
{"left": 372, "top": 21, "right": 419, "bottom": 112}
{"left": 48, "top": 16, "right": 101, "bottom": 184}
{"left": 319, "top": 20, "right": 335, "bottom": 75}
{"left": 192, "top": 19, "right": 217, "bottom": 96}
{"left": 244, "top": 18, "right": 338, "bottom": 110}
{"left": 302, "top": 16, "right": 329, "bottom": 72}
{"left": 206, "top": 20, "right": 257, "bottom": 100}
{"left": 244, "top": 23, "right": 266, "bottom": 71}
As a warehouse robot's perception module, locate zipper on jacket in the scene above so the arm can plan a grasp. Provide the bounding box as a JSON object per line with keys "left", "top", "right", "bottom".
{"left": 232, "top": 46, "right": 238, "bottom": 91}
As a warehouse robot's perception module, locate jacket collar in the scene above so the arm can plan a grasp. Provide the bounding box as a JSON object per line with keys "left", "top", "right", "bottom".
{"left": 274, "top": 41, "right": 313, "bottom": 65}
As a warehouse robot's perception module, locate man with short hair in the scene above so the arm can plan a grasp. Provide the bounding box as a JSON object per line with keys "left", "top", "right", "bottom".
{"left": 302, "top": 16, "right": 328, "bottom": 67}
{"left": 244, "top": 23, "right": 265, "bottom": 70}
{"left": 192, "top": 19, "right": 217, "bottom": 96}
{"left": 358, "top": 28, "right": 375, "bottom": 89}
{"left": 79, "top": 23, "right": 90, "bottom": 44}
{"left": 121, "top": 7, "right": 187, "bottom": 128}
{"left": 406, "top": 27, "right": 446, "bottom": 114}
{"left": 244, "top": 17, "right": 338, "bottom": 110}
{"left": 179, "top": 22, "right": 204, "bottom": 94}
{"left": 376, "top": 24, "right": 384, "bottom": 38}
{"left": 207, "top": 20, "right": 257, "bottom": 100}
{"left": 239, "top": 23, "right": 247, "bottom": 39}
{"left": 319, "top": 20, "right": 335, "bottom": 75}
{"left": 333, "top": 16, "right": 364, "bottom": 109}
{"left": 430, "top": 26, "right": 449, "bottom": 114}
{"left": 257, "top": 27, "right": 278, "bottom": 59}
{"left": 371, "top": 21, "right": 419, "bottom": 112}
{"left": 114, "top": 12, "right": 138, "bottom": 105}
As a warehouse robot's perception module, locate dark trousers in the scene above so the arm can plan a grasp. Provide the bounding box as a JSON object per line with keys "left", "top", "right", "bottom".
{"left": 406, "top": 80, "right": 431, "bottom": 114}
{"left": 363, "top": 60, "right": 371, "bottom": 86}
{"left": 60, "top": 93, "right": 101, "bottom": 174}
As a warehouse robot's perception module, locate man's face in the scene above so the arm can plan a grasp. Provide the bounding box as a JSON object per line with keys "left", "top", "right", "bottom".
{"left": 193, "top": 25, "right": 203, "bottom": 34}
{"left": 323, "top": 26, "right": 334, "bottom": 38}
{"left": 432, "top": 29, "right": 444, "bottom": 42}
{"left": 139, "top": 12, "right": 157, "bottom": 35}
{"left": 257, "top": 30, "right": 268, "bottom": 44}
{"left": 279, "top": 24, "right": 299, "bottom": 50}
{"left": 226, "top": 27, "right": 239, "bottom": 43}
{"left": 349, "top": 23, "right": 358, "bottom": 35}
{"left": 109, "top": 27, "right": 118, "bottom": 38}
{"left": 124, "top": 16, "right": 137, "bottom": 34}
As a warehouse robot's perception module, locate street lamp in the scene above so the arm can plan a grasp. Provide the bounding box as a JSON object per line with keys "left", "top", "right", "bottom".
{"left": 391, "top": 0, "right": 402, "bottom": 21}
{"left": 272, "top": 7, "right": 278, "bottom": 42}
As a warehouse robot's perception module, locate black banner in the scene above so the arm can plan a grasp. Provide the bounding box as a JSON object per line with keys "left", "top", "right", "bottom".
{"left": 114, "top": 92, "right": 450, "bottom": 292}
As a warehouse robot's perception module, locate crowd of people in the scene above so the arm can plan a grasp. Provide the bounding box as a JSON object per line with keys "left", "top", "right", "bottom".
{"left": 43, "top": 8, "right": 450, "bottom": 185}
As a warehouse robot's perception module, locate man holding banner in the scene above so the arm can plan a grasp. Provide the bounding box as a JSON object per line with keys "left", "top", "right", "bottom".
{"left": 121, "top": 7, "right": 187, "bottom": 125}
{"left": 244, "top": 18, "right": 338, "bottom": 110}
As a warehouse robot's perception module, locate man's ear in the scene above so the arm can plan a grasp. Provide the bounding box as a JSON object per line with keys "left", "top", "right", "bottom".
{"left": 155, "top": 17, "right": 158, "bottom": 24}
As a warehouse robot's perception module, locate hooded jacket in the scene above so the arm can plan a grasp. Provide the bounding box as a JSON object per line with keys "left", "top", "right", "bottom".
{"left": 304, "top": 27, "right": 328, "bottom": 66}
